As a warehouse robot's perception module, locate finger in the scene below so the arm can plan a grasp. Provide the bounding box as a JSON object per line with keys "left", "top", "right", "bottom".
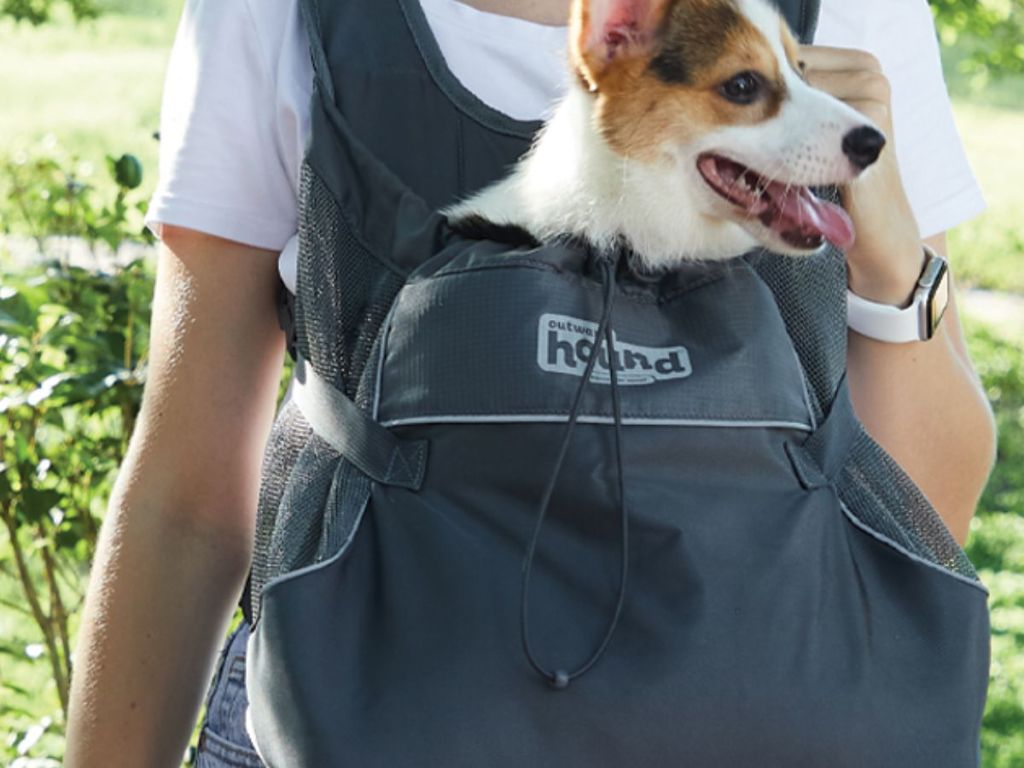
{"left": 803, "top": 67, "right": 892, "bottom": 104}
{"left": 843, "top": 98, "right": 892, "bottom": 131}
{"left": 798, "top": 44, "right": 882, "bottom": 74}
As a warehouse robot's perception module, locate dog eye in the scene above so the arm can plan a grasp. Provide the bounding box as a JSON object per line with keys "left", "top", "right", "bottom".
{"left": 720, "top": 72, "right": 763, "bottom": 105}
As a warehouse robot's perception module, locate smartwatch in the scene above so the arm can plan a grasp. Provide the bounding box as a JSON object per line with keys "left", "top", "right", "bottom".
{"left": 846, "top": 244, "right": 950, "bottom": 343}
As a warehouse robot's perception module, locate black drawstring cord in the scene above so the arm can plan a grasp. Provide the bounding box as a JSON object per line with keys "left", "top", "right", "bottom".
{"left": 521, "top": 256, "right": 630, "bottom": 690}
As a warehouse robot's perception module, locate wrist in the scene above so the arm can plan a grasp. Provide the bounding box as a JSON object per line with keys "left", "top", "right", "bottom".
{"left": 846, "top": 238, "right": 928, "bottom": 307}
{"left": 846, "top": 244, "right": 950, "bottom": 344}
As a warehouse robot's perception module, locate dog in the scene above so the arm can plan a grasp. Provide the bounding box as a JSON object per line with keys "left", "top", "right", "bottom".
{"left": 445, "top": 0, "right": 886, "bottom": 269}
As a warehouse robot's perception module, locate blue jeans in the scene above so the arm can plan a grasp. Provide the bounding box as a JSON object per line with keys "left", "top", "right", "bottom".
{"left": 194, "top": 621, "right": 265, "bottom": 767}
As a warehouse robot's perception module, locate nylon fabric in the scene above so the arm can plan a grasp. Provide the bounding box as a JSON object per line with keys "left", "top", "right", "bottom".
{"left": 377, "top": 244, "right": 815, "bottom": 430}
{"left": 240, "top": 0, "right": 991, "bottom": 764}
{"left": 250, "top": 409, "right": 989, "bottom": 766}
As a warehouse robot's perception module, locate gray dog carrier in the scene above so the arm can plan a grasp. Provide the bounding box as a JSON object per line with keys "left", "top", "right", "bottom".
{"left": 239, "top": 0, "right": 991, "bottom": 764}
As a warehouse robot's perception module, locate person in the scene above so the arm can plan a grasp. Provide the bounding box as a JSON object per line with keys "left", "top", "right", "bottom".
{"left": 64, "top": 0, "right": 997, "bottom": 765}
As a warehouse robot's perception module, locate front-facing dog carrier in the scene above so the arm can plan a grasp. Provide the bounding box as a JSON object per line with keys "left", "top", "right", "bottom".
{"left": 239, "top": 0, "right": 990, "bottom": 764}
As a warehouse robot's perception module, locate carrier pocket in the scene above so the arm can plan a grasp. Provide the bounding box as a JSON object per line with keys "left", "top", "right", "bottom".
{"left": 377, "top": 254, "right": 817, "bottom": 433}
{"left": 784, "top": 374, "right": 985, "bottom": 592}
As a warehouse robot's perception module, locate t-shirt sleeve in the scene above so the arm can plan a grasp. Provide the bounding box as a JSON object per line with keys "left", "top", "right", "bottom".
{"left": 868, "top": 0, "right": 986, "bottom": 239}
{"left": 145, "top": 0, "right": 298, "bottom": 250}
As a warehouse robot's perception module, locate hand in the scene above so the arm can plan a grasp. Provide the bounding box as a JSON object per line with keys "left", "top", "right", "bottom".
{"left": 800, "top": 45, "right": 926, "bottom": 305}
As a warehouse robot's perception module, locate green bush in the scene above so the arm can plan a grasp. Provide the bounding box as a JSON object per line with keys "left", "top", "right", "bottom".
{"left": 969, "top": 322, "right": 1024, "bottom": 521}
{"left": 1, "top": 137, "right": 151, "bottom": 256}
{"left": 0, "top": 148, "right": 152, "bottom": 764}
{"left": 930, "top": 0, "right": 1024, "bottom": 79}
{"left": 1, "top": 0, "right": 97, "bottom": 24}
{"left": 964, "top": 322, "right": 1024, "bottom": 767}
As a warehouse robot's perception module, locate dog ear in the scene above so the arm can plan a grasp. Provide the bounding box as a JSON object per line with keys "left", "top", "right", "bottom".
{"left": 571, "top": 0, "right": 670, "bottom": 90}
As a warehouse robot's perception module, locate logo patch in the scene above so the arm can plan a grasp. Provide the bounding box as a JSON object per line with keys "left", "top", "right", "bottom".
{"left": 537, "top": 313, "right": 692, "bottom": 386}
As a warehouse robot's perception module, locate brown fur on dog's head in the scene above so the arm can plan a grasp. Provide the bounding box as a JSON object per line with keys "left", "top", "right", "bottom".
{"left": 570, "top": 0, "right": 801, "bottom": 162}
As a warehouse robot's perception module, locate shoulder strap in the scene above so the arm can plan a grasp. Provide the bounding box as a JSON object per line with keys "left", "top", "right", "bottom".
{"left": 795, "top": 0, "right": 821, "bottom": 43}
{"left": 298, "top": 0, "right": 335, "bottom": 104}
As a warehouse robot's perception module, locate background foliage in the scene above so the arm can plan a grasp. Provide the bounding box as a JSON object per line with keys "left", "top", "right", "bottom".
{"left": 1, "top": 0, "right": 1022, "bottom": 765}
{"left": 930, "top": 0, "right": 1024, "bottom": 78}
{"left": 1, "top": 149, "right": 153, "bottom": 764}
{"left": 1, "top": 0, "right": 96, "bottom": 25}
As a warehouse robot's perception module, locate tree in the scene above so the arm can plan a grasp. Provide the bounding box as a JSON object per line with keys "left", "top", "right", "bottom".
{"left": 1, "top": 0, "right": 97, "bottom": 24}
{"left": 929, "top": 0, "right": 1024, "bottom": 77}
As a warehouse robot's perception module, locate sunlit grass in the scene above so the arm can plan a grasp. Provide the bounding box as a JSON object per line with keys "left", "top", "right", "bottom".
{"left": 0, "top": 6, "right": 181, "bottom": 204}
{"left": 950, "top": 99, "right": 1024, "bottom": 293}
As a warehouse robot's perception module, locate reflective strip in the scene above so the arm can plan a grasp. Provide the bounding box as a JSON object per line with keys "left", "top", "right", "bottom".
{"left": 378, "top": 414, "right": 814, "bottom": 431}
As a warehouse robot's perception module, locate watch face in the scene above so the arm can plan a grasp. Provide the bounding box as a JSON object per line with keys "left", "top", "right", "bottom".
{"left": 927, "top": 263, "right": 950, "bottom": 338}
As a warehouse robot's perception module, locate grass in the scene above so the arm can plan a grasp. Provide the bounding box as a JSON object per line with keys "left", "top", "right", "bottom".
{"left": 0, "top": 3, "right": 181, "bottom": 210}
{"left": 942, "top": 42, "right": 1024, "bottom": 294}
{"left": 948, "top": 98, "right": 1024, "bottom": 294}
{"left": 0, "top": 4, "right": 1022, "bottom": 765}
{"left": 964, "top": 318, "right": 1024, "bottom": 768}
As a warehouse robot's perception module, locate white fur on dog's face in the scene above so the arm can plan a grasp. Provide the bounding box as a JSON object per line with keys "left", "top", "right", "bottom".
{"left": 446, "top": 0, "right": 884, "bottom": 266}
{"left": 673, "top": 0, "right": 878, "bottom": 254}
{"left": 708, "top": 0, "right": 872, "bottom": 188}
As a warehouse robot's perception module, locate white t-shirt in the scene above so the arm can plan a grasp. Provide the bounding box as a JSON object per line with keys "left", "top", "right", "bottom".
{"left": 146, "top": 0, "right": 986, "bottom": 294}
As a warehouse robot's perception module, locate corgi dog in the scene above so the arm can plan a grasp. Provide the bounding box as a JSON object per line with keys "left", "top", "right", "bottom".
{"left": 446, "top": 0, "right": 887, "bottom": 268}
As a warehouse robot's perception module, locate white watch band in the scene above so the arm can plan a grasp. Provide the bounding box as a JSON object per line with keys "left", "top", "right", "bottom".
{"left": 846, "top": 289, "right": 922, "bottom": 343}
{"left": 845, "top": 245, "right": 949, "bottom": 344}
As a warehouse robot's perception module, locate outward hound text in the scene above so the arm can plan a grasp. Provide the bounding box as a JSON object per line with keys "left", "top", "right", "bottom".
{"left": 537, "top": 313, "right": 693, "bottom": 386}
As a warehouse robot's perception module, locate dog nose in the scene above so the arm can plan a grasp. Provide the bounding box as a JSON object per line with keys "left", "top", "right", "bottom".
{"left": 842, "top": 126, "right": 886, "bottom": 170}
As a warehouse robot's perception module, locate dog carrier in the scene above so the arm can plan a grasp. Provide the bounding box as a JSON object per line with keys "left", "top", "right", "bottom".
{"left": 239, "top": 0, "right": 990, "bottom": 764}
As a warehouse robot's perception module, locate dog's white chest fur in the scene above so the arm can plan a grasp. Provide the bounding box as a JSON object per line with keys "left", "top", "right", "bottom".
{"left": 445, "top": 87, "right": 759, "bottom": 268}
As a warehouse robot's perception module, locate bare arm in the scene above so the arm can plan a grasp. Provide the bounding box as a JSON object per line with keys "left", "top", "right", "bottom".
{"left": 802, "top": 46, "right": 997, "bottom": 546}
{"left": 846, "top": 232, "right": 996, "bottom": 545}
{"left": 64, "top": 226, "right": 286, "bottom": 766}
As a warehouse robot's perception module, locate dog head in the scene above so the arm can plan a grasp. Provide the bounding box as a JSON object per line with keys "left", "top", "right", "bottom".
{"left": 569, "top": 0, "right": 885, "bottom": 255}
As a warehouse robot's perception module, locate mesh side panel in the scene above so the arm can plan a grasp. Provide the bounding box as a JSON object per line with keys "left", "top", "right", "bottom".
{"left": 747, "top": 243, "right": 848, "bottom": 423}
{"left": 249, "top": 419, "right": 350, "bottom": 624}
{"left": 250, "top": 163, "right": 407, "bottom": 621}
{"left": 316, "top": 459, "right": 374, "bottom": 563}
{"left": 749, "top": 240, "right": 979, "bottom": 584}
{"left": 838, "top": 430, "right": 980, "bottom": 583}
{"left": 295, "top": 163, "right": 407, "bottom": 403}
{"left": 263, "top": 430, "right": 342, "bottom": 577}
{"left": 249, "top": 400, "right": 313, "bottom": 621}
{"left": 249, "top": 401, "right": 374, "bottom": 623}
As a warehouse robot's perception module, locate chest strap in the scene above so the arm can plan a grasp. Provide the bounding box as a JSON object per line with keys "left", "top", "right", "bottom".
{"left": 292, "top": 353, "right": 429, "bottom": 490}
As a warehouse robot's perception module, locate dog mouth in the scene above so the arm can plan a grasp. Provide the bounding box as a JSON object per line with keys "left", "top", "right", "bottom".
{"left": 697, "top": 154, "right": 855, "bottom": 251}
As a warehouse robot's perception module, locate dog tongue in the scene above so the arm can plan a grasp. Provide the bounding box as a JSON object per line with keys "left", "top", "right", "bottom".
{"left": 766, "top": 181, "right": 856, "bottom": 250}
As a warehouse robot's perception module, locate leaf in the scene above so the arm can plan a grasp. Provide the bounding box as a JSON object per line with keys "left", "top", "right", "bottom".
{"left": 0, "top": 702, "right": 37, "bottom": 719}
{"left": 2, "top": 681, "right": 33, "bottom": 698}
{"left": 53, "top": 529, "right": 81, "bottom": 551}
{"left": 112, "top": 154, "right": 143, "bottom": 190}
{"left": 18, "top": 487, "right": 62, "bottom": 525}
{"left": 0, "top": 310, "right": 34, "bottom": 339}
{"left": 12, "top": 431, "right": 33, "bottom": 464}
{"left": 0, "top": 289, "right": 38, "bottom": 337}
{"left": 0, "top": 640, "right": 24, "bottom": 657}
